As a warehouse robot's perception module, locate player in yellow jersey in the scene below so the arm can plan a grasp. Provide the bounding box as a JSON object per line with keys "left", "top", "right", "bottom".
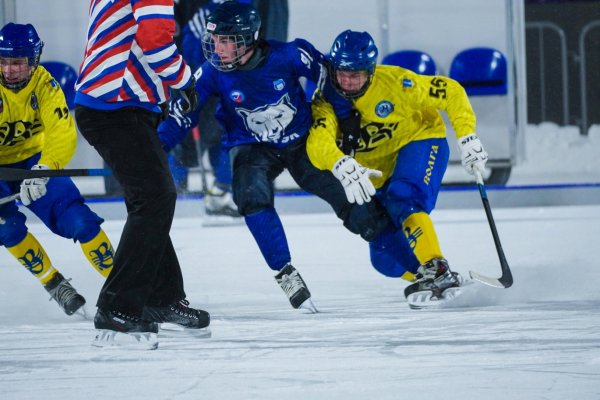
{"left": 307, "top": 30, "right": 489, "bottom": 305}
{"left": 0, "top": 23, "right": 114, "bottom": 315}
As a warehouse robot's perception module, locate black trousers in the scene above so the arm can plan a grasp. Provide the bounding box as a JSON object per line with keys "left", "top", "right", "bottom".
{"left": 231, "top": 137, "right": 390, "bottom": 242}
{"left": 75, "top": 106, "right": 185, "bottom": 315}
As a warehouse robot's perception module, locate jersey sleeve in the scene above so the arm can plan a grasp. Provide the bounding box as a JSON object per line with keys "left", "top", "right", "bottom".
{"left": 306, "top": 95, "right": 346, "bottom": 171}
{"left": 408, "top": 72, "right": 476, "bottom": 138}
{"left": 290, "top": 39, "right": 328, "bottom": 92}
{"left": 132, "top": 0, "right": 193, "bottom": 90}
{"left": 36, "top": 78, "right": 77, "bottom": 169}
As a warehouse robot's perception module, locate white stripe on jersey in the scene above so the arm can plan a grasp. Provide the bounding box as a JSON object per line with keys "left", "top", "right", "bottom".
{"left": 133, "top": 5, "right": 173, "bottom": 19}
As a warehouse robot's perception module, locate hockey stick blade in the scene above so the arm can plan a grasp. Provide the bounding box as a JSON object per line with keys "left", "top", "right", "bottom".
{"left": 472, "top": 170, "right": 513, "bottom": 289}
{"left": 0, "top": 167, "right": 111, "bottom": 181}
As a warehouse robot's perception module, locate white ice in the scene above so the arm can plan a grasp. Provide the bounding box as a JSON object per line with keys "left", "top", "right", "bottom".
{"left": 1, "top": 199, "right": 599, "bottom": 400}
{"left": 2, "top": 122, "right": 600, "bottom": 399}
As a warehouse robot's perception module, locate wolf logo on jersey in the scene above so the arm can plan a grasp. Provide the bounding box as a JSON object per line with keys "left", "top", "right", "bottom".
{"left": 236, "top": 94, "right": 298, "bottom": 144}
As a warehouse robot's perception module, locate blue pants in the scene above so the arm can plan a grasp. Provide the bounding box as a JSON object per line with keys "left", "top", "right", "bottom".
{"left": 0, "top": 154, "right": 103, "bottom": 247}
{"left": 369, "top": 138, "right": 449, "bottom": 277}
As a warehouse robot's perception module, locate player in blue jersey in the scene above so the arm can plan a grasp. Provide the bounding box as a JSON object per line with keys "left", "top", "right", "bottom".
{"left": 158, "top": 1, "right": 391, "bottom": 312}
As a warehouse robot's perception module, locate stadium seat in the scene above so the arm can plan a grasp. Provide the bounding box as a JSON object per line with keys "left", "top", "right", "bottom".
{"left": 449, "top": 48, "right": 507, "bottom": 96}
{"left": 40, "top": 61, "right": 78, "bottom": 109}
{"left": 381, "top": 50, "right": 437, "bottom": 75}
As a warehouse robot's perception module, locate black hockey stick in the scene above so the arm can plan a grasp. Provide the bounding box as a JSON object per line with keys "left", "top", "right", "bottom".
{"left": 0, "top": 167, "right": 111, "bottom": 181}
{"left": 469, "top": 170, "right": 514, "bottom": 288}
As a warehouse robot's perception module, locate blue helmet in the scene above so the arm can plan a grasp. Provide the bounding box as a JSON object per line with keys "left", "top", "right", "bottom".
{"left": 201, "top": 1, "right": 261, "bottom": 71}
{"left": 0, "top": 23, "right": 44, "bottom": 89}
{"left": 329, "top": 30, "right": 378, "bottom": 99}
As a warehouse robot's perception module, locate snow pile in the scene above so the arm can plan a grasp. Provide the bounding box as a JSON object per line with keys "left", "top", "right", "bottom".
{"left": 510, "top": 123, "right": 600, "bottom": 184}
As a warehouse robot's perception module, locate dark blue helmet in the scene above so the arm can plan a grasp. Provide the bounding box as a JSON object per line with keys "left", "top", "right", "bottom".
{"left": 0, "top": 23, "right": 44, "bottom": 90}
{"left": 329, "top": 30, "right": 378, "bottom": 99}
{"left": 201, "top": 1, "right": 261, "bottom": 71}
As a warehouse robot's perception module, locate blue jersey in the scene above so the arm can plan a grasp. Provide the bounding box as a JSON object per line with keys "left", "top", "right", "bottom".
{"left": 158, "top": 39, "right": 351, "bottom": 151}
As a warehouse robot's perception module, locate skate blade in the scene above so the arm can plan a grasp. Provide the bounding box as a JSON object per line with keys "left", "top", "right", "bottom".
{"left": 92, "top": 329, "right": 158, "bottom": 350}
{"left": 299, "top": 298, "right": 318, "bottom": 313}
{"left": 159, "top": 323, "right": 212, "bottom": 338}
{"left": 406, "top": 287, "right": 463, "bottom": 310}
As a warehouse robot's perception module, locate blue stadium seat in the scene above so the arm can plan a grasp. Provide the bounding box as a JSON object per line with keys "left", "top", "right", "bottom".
{"left": 381, "top": 50, "right": 437, "bottom": 75}
{"left": 40, "top": 61, "right": 78, "bottom": 109}
{"left": 449, "top": 48, "right": 507, "bottom": 96}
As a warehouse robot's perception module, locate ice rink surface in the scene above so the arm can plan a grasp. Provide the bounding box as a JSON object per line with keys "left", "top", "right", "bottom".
{"left": 1, "top": 201, "right": 599, "bottom": 400}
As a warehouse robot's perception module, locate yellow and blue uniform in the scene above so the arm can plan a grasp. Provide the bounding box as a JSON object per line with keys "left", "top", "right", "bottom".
{"left": 307, "top": 65, "right": 476, "bottom": 280}
{"left": 0, "top": 66, "right": 113, "bottom": 283}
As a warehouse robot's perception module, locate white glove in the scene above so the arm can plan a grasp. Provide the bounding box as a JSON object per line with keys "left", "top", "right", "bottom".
{"left": 458, "top": 133, "right": 488, "bottom": 175}
{"left": 332, "top": 155, "right": 382, "bottom": 205}
{"left": 20, "top": 164, "right": 50, "bottom": 206}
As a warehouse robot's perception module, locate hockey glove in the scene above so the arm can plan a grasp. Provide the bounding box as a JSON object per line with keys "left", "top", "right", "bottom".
{"left": 332, "top": 155, "right": 382, "bottom": 205}
{"left": 179, "top": 76, "right": 198, "bottom": 113}
{"left": 20, "top": 164, "right": 50, "bottom": 206}
{"left": 458, "top": 133, "right": 488, "bottom": 175}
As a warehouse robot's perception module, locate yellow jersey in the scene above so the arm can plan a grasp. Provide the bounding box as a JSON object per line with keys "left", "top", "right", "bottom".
{"left": 307, "top": 65, "right": 476, "bottom": 188}
{"left": 0, "top": 65, "right": 76, "bottom": 169}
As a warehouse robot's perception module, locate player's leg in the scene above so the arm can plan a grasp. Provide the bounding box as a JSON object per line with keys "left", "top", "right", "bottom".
{"left": 0, "top": 196, "right": 85, "bottom": 315}
{"left": 378, "top": 138, "right": 460, "bottom": 297}
{"left": 286, "top": 137, "right": 390, "bottom": 242}
{"left": 230, "top": 144, "right": 314, "bottom": 310}
{"left": 28, "top": 176, "right": 114, "bottom": 278}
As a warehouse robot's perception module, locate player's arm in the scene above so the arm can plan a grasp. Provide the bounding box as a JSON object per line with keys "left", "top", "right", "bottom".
{"left": 157, "top": 65, "right": 214, "bottom": 152}
{"left": 36, "top": 77, "right": 77, "bottom": 169}
{"left": 412, "top": 72, "right": 487, "bottom": 175}
{"left": 307, "top": 96, "right": 381, "bottom": 205}
{"left": 132, "top": 0, "right": 193, "bottom": 90}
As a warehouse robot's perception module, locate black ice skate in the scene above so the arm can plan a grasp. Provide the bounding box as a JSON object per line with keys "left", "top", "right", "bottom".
{"left": 404, "top": 258, "right": 461, "bottom": 298}
{"left": 404, "top": 258, "right": 463, "bottom": 309}
{"left": 93, "top": 308, "right": 159, "bottom": 350}
{"left": 44, "top": 272, "right": 86, "bottom": 316}
{"left": 275, "top": 264, "right": 317, "bottom": 312}
{"left": 142, "top": 299, "right": 210, "bottom": 331}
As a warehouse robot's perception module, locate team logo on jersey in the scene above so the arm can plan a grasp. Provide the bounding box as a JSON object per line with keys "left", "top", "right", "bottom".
{"left": 236, "top": 93, "right": 298, "bottom": 144}
{"left": 375, "top": 100, "right": 394, "bottom": 118}
{"left": 50, "top": 79, "right": 58, "bottom": 89}
{"left": 230, "top": 90, "right": 245, "bottom": 103}
{"left": 273, "top": 79, "right": 285, "bottom": 91}
{"left": 0, "top": 98, "right": 3, "bottom": 113}
{"left": 30, "top": 93, "right": 38, "bottom": 110}
{"left": 402, "top": 78, "right": 414, "bottom": 88}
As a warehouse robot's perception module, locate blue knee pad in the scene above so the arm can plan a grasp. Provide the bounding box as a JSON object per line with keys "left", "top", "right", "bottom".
{"left": 55, "top": 203, "right": 103, "bottom": 243}
{"left": 0, "top": 204, "right": 28, "bottom": 247}
{"left": 28, "top": 177, "right": 103, "bottom": 243}
{"left": 369, "top": 226, "right": 420, "bottom": 277}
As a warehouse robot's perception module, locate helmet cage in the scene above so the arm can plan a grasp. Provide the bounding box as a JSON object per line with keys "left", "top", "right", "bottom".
{"left": 201, "top": 2, "right": 261, "bottom": 72}
{"left": 329, "top": 30, "right": 378, "bottom": 99}
{"left": 201, "top": 31, "right": 256, "bottom": 72}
